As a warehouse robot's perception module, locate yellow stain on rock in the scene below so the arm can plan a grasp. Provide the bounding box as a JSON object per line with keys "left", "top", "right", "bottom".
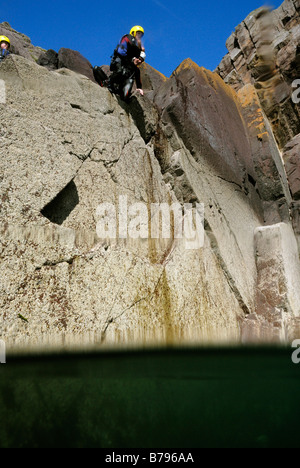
{"left": 140, "top": 62, "right": 168, "bottom": 82}
{"left": 174, "top": 59, "right": 238, "bottom": 98}
{"left": 237, "top": 84, "right": 259, "bottom": 109}
{"left": 237, "top": 84, "right": 269, "bottom": 140}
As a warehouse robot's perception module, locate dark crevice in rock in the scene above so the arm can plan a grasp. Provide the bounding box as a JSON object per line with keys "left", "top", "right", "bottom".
{"left": 217, "top": 175, "right": 244, "bottom": 191}
{"left": 70, "top": 103, "right": 81, "bottom": 110}
{"left": 247, "top": 174, "right": 257, "bottom": 187}
{"left": 40, "top": 180, "right": 79, "bottom": 225}
{"left": 282, "top": 16, "right": 292, "bottom": 26}
{"left": 234, "top": 37, "right": 240, "bottom": 49}
{"left": 70, "top": 103, "right": 89, "bottom": 113}
{"left": 35, "top": 257, "right": 77, "bottom": 271}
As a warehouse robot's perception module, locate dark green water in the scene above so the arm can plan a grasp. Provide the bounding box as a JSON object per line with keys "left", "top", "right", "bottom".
{"left": 0, "top": 346, "right": 299, "bottom": 448}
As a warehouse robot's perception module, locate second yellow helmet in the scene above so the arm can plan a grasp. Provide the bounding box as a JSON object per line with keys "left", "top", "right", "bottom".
{"left": 0, "top": 35, "right": 10, "bottom": 47}
{"left": 130, "top": 26, "right": 144, "bottom": 37}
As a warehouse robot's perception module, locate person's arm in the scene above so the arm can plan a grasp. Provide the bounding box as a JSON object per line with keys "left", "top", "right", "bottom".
{"left": 135, "top": 68, "right": 144, "bottom": 96}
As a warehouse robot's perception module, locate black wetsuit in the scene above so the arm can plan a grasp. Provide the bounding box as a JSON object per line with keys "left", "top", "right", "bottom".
{"left": 109, "top": 34, "right": 143, "bottom": 93}
{"left": 0, "top": 49, "right": 10, "bottom": 63}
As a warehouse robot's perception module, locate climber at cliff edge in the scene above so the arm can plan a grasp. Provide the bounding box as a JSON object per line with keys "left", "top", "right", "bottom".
{"left": 94, "top": 26, "right": 146, "bottom": 100}
{"left": 0, "top": 36, "right": 11, "bottom": 63}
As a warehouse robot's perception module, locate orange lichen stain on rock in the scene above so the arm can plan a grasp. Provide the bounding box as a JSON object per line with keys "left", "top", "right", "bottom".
{"left": 140, "top": 62, "right": 168, "bottom": 82}
{"left": 173, "top": 58, "right": 199, "bottom": 75}
{"left": 249, "top": 113, "right": 268, "bottom": 137}
{"left": 237, "top": 83, "right": 260, "bottom": 109}
{"left": 200, "top": 66, "right": 239, "bottom": 101}
{"left": 237, "top": 83, "right": 270, "bottom": 140}
{"left": 174, "top": 58, "right": 239, "bottom": 101}
{"left": 257, "top": 132, "right": 268, "bottom": 141}
{"left": 250, "top": 116, "right": 265, "bottom": 132}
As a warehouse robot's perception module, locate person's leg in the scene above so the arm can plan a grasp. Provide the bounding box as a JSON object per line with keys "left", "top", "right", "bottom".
{"left": 93, "top": 66, "right": 108, "bottom": 87}
{"left": 108, "top": 57, "right": 124, "bottom": 94}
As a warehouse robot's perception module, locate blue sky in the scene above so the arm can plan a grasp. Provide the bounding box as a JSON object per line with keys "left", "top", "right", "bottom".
{"left": 2, "top": 0, "right": 283, "bottom": 77}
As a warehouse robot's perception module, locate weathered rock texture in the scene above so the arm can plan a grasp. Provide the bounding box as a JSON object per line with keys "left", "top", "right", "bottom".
{"left": 0, "top": 22, "right": 45, "bottom": 62}
{"left": 243, "top": 223, "right": 300, "bottom": 342}
{"left": 214, "top": 0, "right": 300, "bottom": 341}
{"left": 1, "top": 0, "right": 300, "bottom": 352}
{"left": 215, "top": 0, "right": 300, "bottom": 149}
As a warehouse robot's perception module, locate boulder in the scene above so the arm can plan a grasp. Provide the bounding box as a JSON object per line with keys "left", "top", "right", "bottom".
{"left": 155, "top": 59, "right": 252, "bottom": 189}
{"left": 242, "top": 223, "right": 300, "bottom": 343}
{"left": 57, "top": 48, "right": 96, "bottom": 82}
{"left": 140, "top": 62, "right": 168, "bottom": 99}
{"left": 37, "top": 49, "right": 58, "bottom": 70}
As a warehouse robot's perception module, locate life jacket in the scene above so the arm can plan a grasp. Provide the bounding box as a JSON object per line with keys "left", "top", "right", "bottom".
{"left": 114, "top": 34, "right": 142, "bottom": 62}
{"left": 0, "top": 49, "right": 10, "bottom": 61}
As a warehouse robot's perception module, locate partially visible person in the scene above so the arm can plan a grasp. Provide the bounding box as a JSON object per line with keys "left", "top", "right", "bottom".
{"left": 0, "top": 35, "right": 11, "bottom": 63}
{"left": 108, "top": 26, "right": 146, "bottom": 99}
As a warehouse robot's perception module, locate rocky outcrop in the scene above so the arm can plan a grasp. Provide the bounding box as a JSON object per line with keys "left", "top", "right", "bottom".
{"left": 57, "top": 48, "right": 96, "bottom": 83}
{"left": 1, "top": 1, "right": 300, "bottom": 352}
{"left": 0, "top": 22, "right": 96, "bottom": 83}
{"left": 0, "top": 22, "right": 45, "bottom": 62}
{"left": 215, "top": 0, "right": 300, "bottom": 150}
{"left": 283, "top": 134, "right": 300, "bottom": 251}
{"left": 140, "top": 62, "right": 168, "bottom": 98}
{"left": 0, "top": 56, "right": 243, "bottom": 351}
{"left": 37, "top": 49, "right": 59, "bottom": 71}
{"left": 214, "top": 0, "right": 300, "bottom": 342}
{"left": 242, "top": 223, "right": 300, "bottom": 342}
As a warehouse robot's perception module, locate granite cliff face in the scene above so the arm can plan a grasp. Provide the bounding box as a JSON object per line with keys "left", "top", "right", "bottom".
{"left": 216, "top": 0, "right": 300, "bottom": 149}
{"left": 1, "top": 0, "right": 300, "bottom": 352}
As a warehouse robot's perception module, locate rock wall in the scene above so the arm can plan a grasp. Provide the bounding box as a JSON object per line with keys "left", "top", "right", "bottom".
{"left": 1, "top": 1, "right": 300, "bottom": 352}
{"left": 0, "top": 56, "right": 243, "bottom": 351}
{"left": 215, "top": 0, "right": 300, "bottom": 321}
{"left": 215, "top": 0, "right": 300, "bottom": 149}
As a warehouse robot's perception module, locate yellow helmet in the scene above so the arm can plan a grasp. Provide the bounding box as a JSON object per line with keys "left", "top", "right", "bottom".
{"left": 130, "top": 26, "right": 144, "bottom": 37}
{"left": 0, "top": 35, "right": 10, "bottom": 48}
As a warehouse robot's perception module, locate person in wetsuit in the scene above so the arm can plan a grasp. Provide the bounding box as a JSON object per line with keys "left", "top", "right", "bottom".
{"left": 108, "top": 25, "right": 146, "bottom": 98}
{"left": 0, "top": 36, "right": 11, "bottom": 63}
